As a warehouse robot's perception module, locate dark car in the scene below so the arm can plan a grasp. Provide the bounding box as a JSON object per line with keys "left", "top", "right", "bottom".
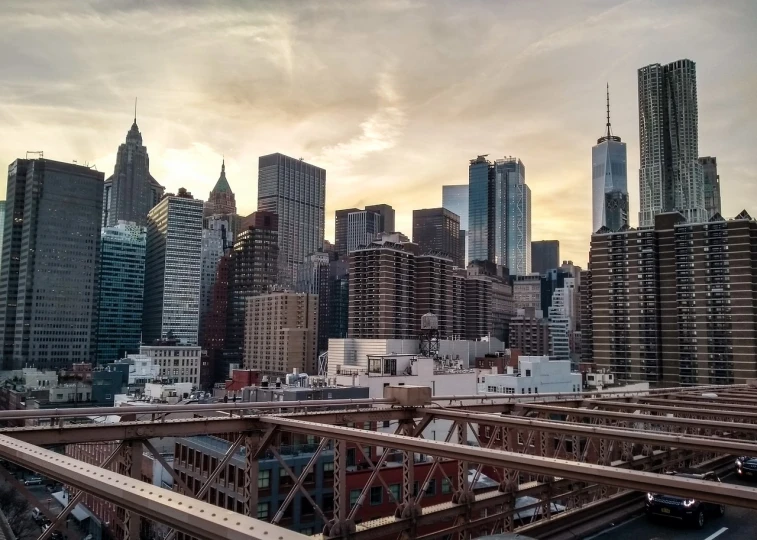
{"left": 645, "top": 471, "right": 725, "bottom": 529}
{"left": 735, "top": 456, "right": 757, "bottom": 479}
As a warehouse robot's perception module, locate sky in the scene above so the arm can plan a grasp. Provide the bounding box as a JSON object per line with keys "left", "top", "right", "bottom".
{"left": 1, "top": 0, "right": 755, "bottom": 267}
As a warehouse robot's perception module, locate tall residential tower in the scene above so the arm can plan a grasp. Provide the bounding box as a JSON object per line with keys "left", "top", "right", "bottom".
{"left": 638, "top": 59, "right": 705, "bottom": 227}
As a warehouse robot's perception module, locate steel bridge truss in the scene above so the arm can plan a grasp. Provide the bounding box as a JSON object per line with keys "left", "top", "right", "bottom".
{"left": 0, "top": 385, "right": 756, "bottom": 540}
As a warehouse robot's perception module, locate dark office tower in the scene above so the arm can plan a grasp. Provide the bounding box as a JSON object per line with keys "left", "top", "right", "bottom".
{"left": 464, "top": 261, "right": 512, "bottom": 343}
{"left": 365, "top": 203, "right": 395, "bottom": 234}
{"left": 0, "top": 201, "right": 5, "bottom": 277}
{"left": 530, "top": 240, "right": 560, "bottom": 274}
{"left": 451, "top": 270, "right": 467, "bottom": 340}
{"left": 348, "top": 234, "right": 417, "bottom": 339}
{"left": 588, "top": 211, "right": 757, "bottom": 386}
{"left": 225, "top": 211, "right": 279, "bottom": 372}
{"left": 592, "top": 85, "right": 628, "bottom": 232}
{"left": 204, "top": 252, "right": 231, "bottom": 383}
{"left": 580, "top": 269, "right": 593, "bottom": 364}
{"left": 468, "top": 155, "right": 531, "bottom": 273}
{"left": 416, "top": 253, "right": 454, "bottom": 337}
{"left": 103, "top": 117, "right": 164, "bottom": 227}
{"left": 0, "top": 159, "right": 103, "bottom": 370}
{"left": 412, "top": 208, "right": 464, "bottom": 268}
{"left": 142, "top": 188, "right": 204, "bottom": 345}
{"left": 96, "top": 222, "right": 146, "bottom": 363}
{"left": 257, "top": 153, "right": 325, "bottom": 286}
{"left": 200, "top": 215, "right": 233, "bottom": 346}
{"left": 510, "top": 308, "right": 550, "bottom": 356}
{"left": 698, "top": 157, "right": 721, "bottom": 217}
{"left": 296, "top": 251, "right": 331, "bottom": 354}
{"left": 334, "top": 208, "right": 359, "bottom": 258}
{"left": 205, "top": 159, "right": 237, "bottom": 216}
{"left": 638, "top": 59, "right": 705, "bottom": 227}
{"left": 328, "top": 259, "right": 349, "bottom": 340}
{"left": 443, "top": 185, "right": 469, "bottom": 265}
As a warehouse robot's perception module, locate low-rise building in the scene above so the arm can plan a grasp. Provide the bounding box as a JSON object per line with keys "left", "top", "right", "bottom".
{"left": 140, "top": 339, "right": 202, "bottom": 387}
{"left": 477, "top": 356, "right": 581, "bottom": 395}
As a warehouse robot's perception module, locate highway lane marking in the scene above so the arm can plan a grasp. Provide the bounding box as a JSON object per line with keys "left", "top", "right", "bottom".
{"left": 703, "top": 527, "right": 728, "bottom": 540}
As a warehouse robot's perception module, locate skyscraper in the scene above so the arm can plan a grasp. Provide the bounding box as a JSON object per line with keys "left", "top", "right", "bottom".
{"left": 530, "top": 240, "right": 560, "bottom": 274}
{"left": 638, "top": 59, "right": 706, "bottom": 227}
{"left": 0, "top": 201, "right": 5, "bottom": 277}
{"left": 347, "top": 209, "right": 382, "bottom": 253}
{"left": 364, "top": 203, "right": 395, "bottom": 234}
{"left": 334, "top": 208, "right": 359, "bottom": 258}
{"left": 257, "top": 153, "right": 326, "bottom": 285}
{"left": 0, "top": 159, "right": 103, "bottom": 370}
{"left": 412, "top": 207, "right": 464, "bottom": 268}
{"left": 142, "top": 189, "right": 204, "bottom": 345}
{"left": 103, "top": 116, "right": 164, "bottom": 227}
{"left": 200, "top": 215, "right": 233, "bottom": 345}
{"left": 699, "top": 156, "right": 721, "bottom": 217}
{"left": 225, "top": 211, "right": 279, "bottom": 373}
{"left": 503, "top": 158, "right": 531, "bottom": 275}
{"left": 442, "top": 185, "right": 468, "bottom": 264}
{"left": 592, "top": 85, "right": 628, "bottom": 232}
{"left": 468, "top": 156, "right": 530, "bottom": 273}
{"left": 96, "top": 222, "right": 146, "bottom": 363}
{"left": 205, "top": 159, "right": 237, "bottom": 217}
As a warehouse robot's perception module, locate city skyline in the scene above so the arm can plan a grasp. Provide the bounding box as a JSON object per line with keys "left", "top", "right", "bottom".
{"left": 0, "top": 1, "right": 755, "bottom": 265}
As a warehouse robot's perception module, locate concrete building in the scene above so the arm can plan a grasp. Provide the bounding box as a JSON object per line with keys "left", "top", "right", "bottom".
{"left": 513, "top": 274, "right": 542, "bottom": 311}
{"left": 347, "top": 209, "right": 382, "bottom": 253}
{"left": 699, "top": 156, "right": 721, "bottom": 218}
{"left": 140, "top": 342, "right": 202, "bottom": 386}
{"left": 103, "top": 117, "right": 164, "bottom": 227}
{"left": 96, "top": 222, "right": 146, "bottom": 364}
{"left": 416, "top": 253, "right": 454, "bottom": 338}
{"left": 530, "top": 240, "right": 559, "bottom": 275}
{"left": 348, "top": 233, "right": 418, "bottom": 340}
{"left": 0, "top": 200, "right": 4, "bottom": 277}
{"left": 586, "top": 210, "right": 757, "bottom": 386}
{"left": 296, "top": 251, "right": 332, "bottom": 354}
{"left": 468, "top": 156, "right": 531, "bottom": 273}
{"left": 327, "top": 337, "right": 505, "bottom": 375}
{"left": 111, "top": 354, "right": 160, "bottom": 385}
{"left": 244, "top": 292, "right": 318, "bottom": 375}
{"left": 548, "top": 278, "right": 576, "bottom": 365}
{"left": 364, "top": 204, "right": 395, "bottom": 235}
{"left": 509, "top": 308, "right": 550, "bottom": 357}
{"left": 200, "top": 215, "right": 233, "bottom": 344}
{"left": 142, "top": 189, "right": 204, "bottom": 345}
{"left": 0, "top": 158, "right": 103, "bottom": 370}
{"left": 224, "top": 211, "right": 279, "bottom": 374}
{"left": 592, "top": 86, "right": 628, "bottom": 232}
{"left": 334, "top": 208, "right": 359, "bottom": 258}
{"left": 328, "top": 260, "right": 350, "bottom": 342}
{"left": 442, "top": 185, "right": 468, "bottom": 265}
{"left": 464, "top": 261, "right": 513, "bottom": 343}
{"left": 257, "top": 153, "right": 325, "bottom": 286}
{"left": 412, "top": 208, "right": 464, "bottom": 268}
{"left": 638, "top": 59, "right": 706, "bottom": 227}
{"left": 478, "top": 356, "right": 581, "bottom": 395}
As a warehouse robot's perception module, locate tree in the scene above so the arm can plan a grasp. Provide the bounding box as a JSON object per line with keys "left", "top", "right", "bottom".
{"left": 0, "top": 484, "right": 38, "bottom": 540}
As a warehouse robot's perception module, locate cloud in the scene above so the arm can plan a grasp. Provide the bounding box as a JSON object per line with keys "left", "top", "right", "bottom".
{"left": 0, "top": 0, "right": 756, "bottom": 267}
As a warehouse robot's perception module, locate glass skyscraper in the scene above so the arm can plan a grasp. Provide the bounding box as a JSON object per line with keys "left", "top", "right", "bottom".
{"left": 443, "top": 185, "right": 468, "bottom": 264}
{"left": 0, "top": 159, "right": 103, "bottom": 370}
{"left": 142, "top": 189, "right": 204, "bottom": 345}
{"left": 468, "top": 155, "right": 531, "bottom": 274}
{"left": 257, "top": 153, "right": 326, "bottom": 286}
{"left": 0, "top": 201, "right": 5, "bottom": 277}
{"left": 96, "top": 222, "right": 146, "bottom": 363}
{"left": 638, "top": 59, "right": 705, "bottom": 227}
{"left": 592, "top": 86, "right": 628, "bottom": 232}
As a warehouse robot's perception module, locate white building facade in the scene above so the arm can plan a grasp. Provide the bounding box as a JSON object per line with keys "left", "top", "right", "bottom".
{"left": 478, "top": 356, "right": 581, "bottom": 395}
{"left": 139, "top": 344, "right": 202, "bottom": 386}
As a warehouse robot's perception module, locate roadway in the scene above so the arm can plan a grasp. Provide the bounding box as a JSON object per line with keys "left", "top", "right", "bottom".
{"left": 589, "top": 475, "right": 757, "bottom": 540}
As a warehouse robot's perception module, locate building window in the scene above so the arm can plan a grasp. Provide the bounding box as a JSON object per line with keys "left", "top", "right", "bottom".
{"left": 370, "top": 486, "right": 383, "bottom": 505}
{"left": 442, "top": 478, "right": 452, "bottom": 494}
{"left": 389, "top": 483, "right": 400, "bottom": 501}
{"left": 382, "top": 420, "right": 390, "bottom": 428}
{"left": 350, "top": 489, "right": 361, "bottom": 506}
{"left": 425, "top": 479, "right": 436, "bottom": 496}
{"left": 257, "top": 502, "right": 269, "bottom": 520}
{"left": 323, "top": 462, "right": 334, "bottom": 472}
{"left": 258, "top": 470, "right": 270, "bottom": 489}
{"left": 525, "top": 369, "right": 531, "bottom": 377}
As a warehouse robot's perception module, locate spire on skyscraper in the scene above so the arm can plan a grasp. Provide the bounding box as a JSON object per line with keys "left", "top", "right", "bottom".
{"left": 598, "top": 83, "right": 621, "bottom": 144}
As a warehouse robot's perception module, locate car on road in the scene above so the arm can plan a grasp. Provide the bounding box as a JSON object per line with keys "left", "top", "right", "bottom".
{"left": 735, "top": 456, "right": 757, "bottom": 479}
{"left": 24, "top": 476, "right": 43, "bottom": 486}
{"left": 645, "top": 470, "right": 725, "bottom": 529}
